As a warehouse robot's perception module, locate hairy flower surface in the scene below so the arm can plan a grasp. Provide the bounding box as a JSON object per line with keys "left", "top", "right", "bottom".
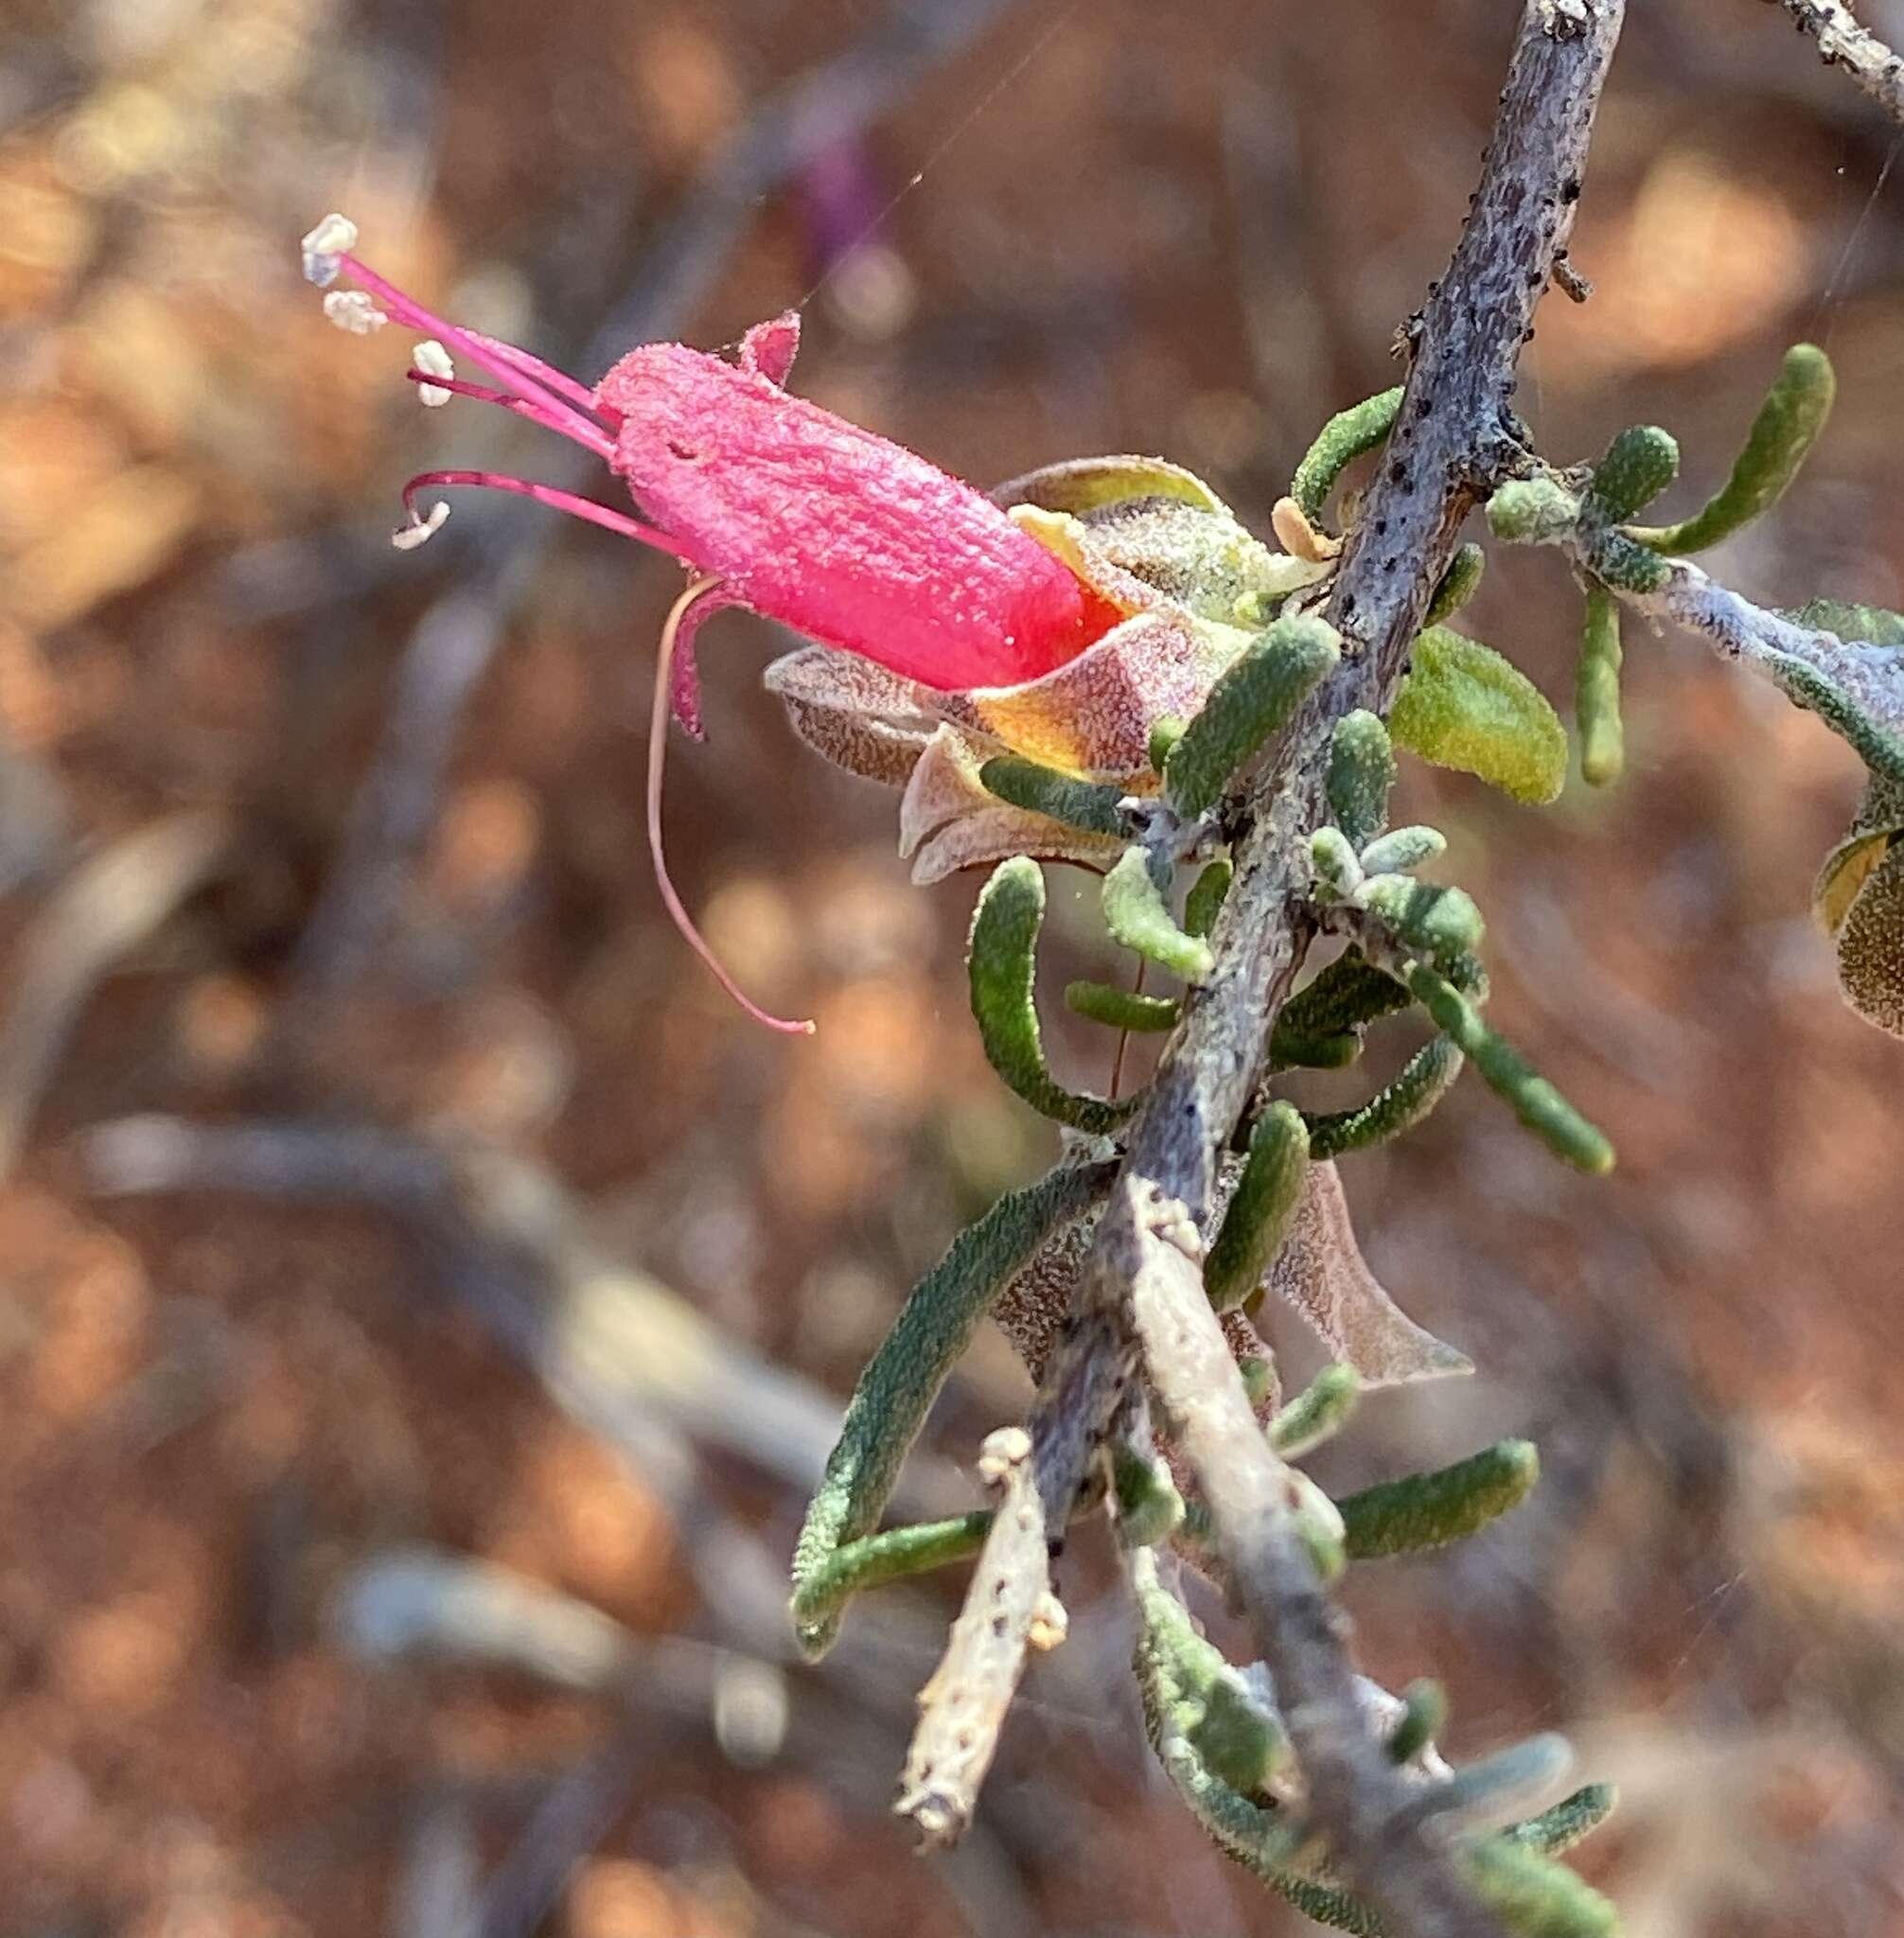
{"left": 301, "top": 215, "right": 1327, "bottom": 1026}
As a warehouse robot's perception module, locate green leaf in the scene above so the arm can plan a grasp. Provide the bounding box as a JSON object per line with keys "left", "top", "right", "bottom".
{"left": 1184, "top": 857, "right": 1233, "bottom": 937}
{"left": 1386, "top": 1679, "right": 1446, "bottom": 1764}
{"left": 1357, "top": 825, "right": 1446, "bottom": 874}
{"left": 1406, "top": 963, "right": 1614, "bottom": 1172}
{"left": 1633, "top": 343, "right": 1835, "bottom": 555}
{"left": 1486, "top": 476, "right": 1580, "bottom": 543}
{"left": 1832, "top": 841, "right": 1904, "bottom": 1038}
{"left": 1327, "top": 710, "right": 1397, "bottom": 852}
{"left": 1064, "top": 979, "right": 1181, "bottom": 1031}
{"left": 791, "top": 1512, "right": 993, "bottom": 1630}
{"left": 978, "top": 755, "right": 1129, "bottom": 837}
{"left": 1575, "top": 582, "right": 1624, "bottom": 787}
{"left": 1111, "top": 1442, "right": 1186, "bottom": 1548}
{"left": 1425, "top": 543, "right": 1487, "bottom": 626}
{"left": 1291, "top": 387, "right": 1405, "bottom": 521}
{"left": 1310, "top": 826, "right": 1364, "bottom": 895}
{"left": 1465, "top": 1839, "right": 1619, "bottom": 1938}
{"left": 1787, "top": 598, "right": 1904, "bottom": 648}
{"left": 1164, "top": 616, "right": 1342, "bottom": 819}
{"left": 1357, "top": 875, "right": 1487, "bottom": 963}
{"left": 1205, "top": 1101, "right": 1311, "bottom": 1312}
{"left": 1148, "top": 715, "right": 1188, "bottom": 774}
{"left": 1273, "top": 950, "right": 1412, "bottom": 1047}
{"left": 791, "top": 1158, "right": 1113, "bottom": 1655}
{"left": 1504, "top": 1785, "right": 1619, "bottom": 1859}
{"left": 1102, "top": 846, "right": 1214, "bottom": 981}
{"left": 1390, "top": 627, "right": 1569, "bottom": 806}
{"left": 1581, "top": 423, "right": 1679, "bottom": 524}
{"left": 1302, "top": 1034, "right": 1464, "bottom": 1159}
{"left": 969, "top": 858, "right": 1137, "bottom": 1132}
{"left": 1338, "top": 1438, "right": 1540, "bottom": 1559}
{"left": 1267, "top": 1362, "right": 1361, "bottom": 1458}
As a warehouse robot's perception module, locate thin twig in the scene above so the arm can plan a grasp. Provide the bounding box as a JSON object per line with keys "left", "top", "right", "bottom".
{"left": 901, "top": 5, "right": 1626, "bottom": 1929}
{"left": 1772, "top": 0, "right": 1904, "bottom": 125}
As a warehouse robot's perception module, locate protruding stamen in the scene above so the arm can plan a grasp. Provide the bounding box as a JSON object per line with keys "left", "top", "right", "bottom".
{"left": 402, "top": 371, "right": 616, "bottom": 459}
{"left": 324, "top": 290, "right": 387, "bottom": 335}
{"left": 649, "top": 575, "right": 815, "bottom": 1036}
{"left": 413, "top": 339, "right": 454, "bottom": 406}
{"left": 464, "top": 330, "right": 607, "bottom": 417}
{"left": 392, "top": 501, "right": 450, "bottom": 550}
{"left": 396, "top": 468, "right": 708, "bottom": 562}
{"left": 301, "top": 212, "right": 359, "bottom": 288}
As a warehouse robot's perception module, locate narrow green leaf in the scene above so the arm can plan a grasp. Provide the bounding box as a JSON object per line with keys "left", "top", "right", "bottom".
{"left": 1148, "top": 715, "right": 1188, "bottom": 775}
{"left": 1586, "top": 528, "right": 1670, "bottom": 593}
{"left": 1273, "top": 950, "right": 1412, "bottom": 1048}
{"left": 1291, "top": 386, "right": 1404, "bottom": 520}
{"left": 791, "top": 1157, "right": 1112, "bottom": 1655}
{"left": 1576, "top": 582, "right": 1624, "bottom": 787}
{"left": 1311, "top": 826, "right": 1364, "bottom": 895}
{"left": 791, "top": 1512, "right": 992, "bottom": 1629}
{"left": 1103, "top": 846, "right": 1214, "bottom": 981}
{"left": 1632, "top": 343, "right": 1835, "bottom": 555}
{"left": 969, "top": 857, "right": 1136, "bottom": 1131}
{"left": 1327, "top": 711, "right": 1397, "bottom": 850}
{"left": 1184, "top": 857, "right": 1233, "bottom": 938}
{"left": 1112, "top": 1442, "right": 1186, "bottom": 1548}
{"left": 1358, "top": 875, "right": 1487, "bottom": 963}
{"left": 1486, "top": 476, "right": 1580, "bottom": 544}
{"left": 1390, "top": 627, "right": 1569, "bottom": 806}
{"left": 1267, "top": 1363, "right": 1361, "bottom": 1458}
{"left": 1386, "top": 1679, "right": 1446, "bottom": 1764}
{"left": 1206, "top": 1101, "right": 1310, "bottom": 1312}
{"left": 1503, "top": 1785, "right": 1619, "bottom": 1859}
{"left": 1065, "top": 979, "right": 1181, "bottom": 1031}
{"left": 1426, "top": 543, "right": 1486, "bottom": 626}
{"left": 1581, "top": 423, "right": 1679, "bottom": 524}
{"left": 1465, "top": 1839, "right": 1619, "bottom": 1938}
{"left": 1302, "top": 1034, "right": 1464, "bottom": 1159}
{"left": 1164, "top": 616, "right": 1342, "bottom": 819}
{"left": 1407, "top": 963, "right": 1614, "bottom": 1172}
{"left": 1357, "top": 825, "right": 1446, "bottom": 875}
{"left": 1338, "top": 1437, "right": 1540, "bottom": 1559}
{"left": 978, "top": 755, "right": 1129, "bottom": 837}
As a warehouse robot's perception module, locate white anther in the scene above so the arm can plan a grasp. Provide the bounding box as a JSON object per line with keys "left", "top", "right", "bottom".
{"left": 413, "top": 338, "right": 454, "bottom": 406}
{"left": 300, "top": 211, "right": 359, "bottom": 288}
{"left": 322, "top": 290, "right": 386, "bottom": 335}
{"left": 391, "top": 501, "right": 450, "bottom": 550}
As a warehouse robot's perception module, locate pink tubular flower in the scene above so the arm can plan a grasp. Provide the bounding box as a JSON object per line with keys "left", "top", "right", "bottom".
{"left": 302, "top": 215, "right": 1119, "bottom": 1032}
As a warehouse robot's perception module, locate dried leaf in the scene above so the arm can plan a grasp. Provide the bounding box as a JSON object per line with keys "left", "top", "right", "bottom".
{"left": 1260, "top": 1161, "right": 1472, "bottom": 1385}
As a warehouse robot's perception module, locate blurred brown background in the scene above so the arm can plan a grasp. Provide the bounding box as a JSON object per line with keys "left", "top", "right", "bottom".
{"left": 3, "top": 0, "right": 1904, "bottom": 1932}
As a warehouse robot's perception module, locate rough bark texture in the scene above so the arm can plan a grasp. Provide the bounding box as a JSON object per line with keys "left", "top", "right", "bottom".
{"left": 1774, "top": 0, "right": 1904, "bottom": 125}
{"left": 903, "top": 6, "right": 1626, "bottom": 1932}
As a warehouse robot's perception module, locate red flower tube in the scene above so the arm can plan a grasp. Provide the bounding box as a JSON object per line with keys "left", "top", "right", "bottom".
{"left": 302, "top": 215, "right": 1118, "bottom": 1031}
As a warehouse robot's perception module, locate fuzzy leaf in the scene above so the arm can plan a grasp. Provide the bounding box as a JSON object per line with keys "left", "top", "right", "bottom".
{"left": 1833, "top": 841, "right": 1904, "bottom": 1038}
{"left": 1581, "top": 423, "right": 1679, "bottom": 524}
{"left": 1065, "top": 979, "right": 1181, "bottom": 1031}
{"left": 1102, "top": 846, "right": 1214, "bottom": 982}
{"left": 791, "top": 1158, "right": 1112, "bottom": 1654}
{"left": 1327, "top": 711, "right": 1397, "bottom": 850}
{"left": 969, "top": 858, "right": 1136, "bottom": 1132}
{"left": 1633, "top": 344, "right": 1835, "bottom": 555}
{"left": 1390, "top": 628, "right": 1569, "bottom": 806}
{"left": 1266, "top": 1363, "right": 1361, "bottom": 1459}
{"left": 1407, "top": 964, "right": 1613, "bottom": 1172}
{"left": 992, "top": 453, "right": 1226, "bottom": 518}
{"left": 791, "top": 1512, "right": 992, "bottom": 1630}
{"left": 1302, "top": 1034, "right": 1464, "bottom": 1160}
{"left": 1164, "top": 616, "right": 1342, "bottom": 819}
{"left": 978, "top": 754, "right": 1130, "bottom": 836}
{"left": 1426, "top": 543, "right": 1487, "bottom": 626}
{"left": 1486, "top": 477, "right": 1580, "bottom": 544}
{"left": 1259, "top": 1161, "right": 1472, "bottom": 1384}
{"left": 1337, "top": 1439, "right": 1540, "bottom": 1559}
{"left": 1576, "top": 582, "right": 1624, "bottom": 787}
{"left": 1111, "top": 1443, "right": 1187, "bottom": 1549}
{"left": 1206, "top": 1102, "right": 1311, "bottom": 1312}
{"left": 1291, "top": 387, "right": 1404, "bottom": 521}
{"left": 1184, "top": 858, "right": 1233, "bottom": 937}
{"left": 1357, "top": 875, "right": 1486, "bottom": 963}
{"left": 1357, "top": 825, "right": 1446, "bottom": 875}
